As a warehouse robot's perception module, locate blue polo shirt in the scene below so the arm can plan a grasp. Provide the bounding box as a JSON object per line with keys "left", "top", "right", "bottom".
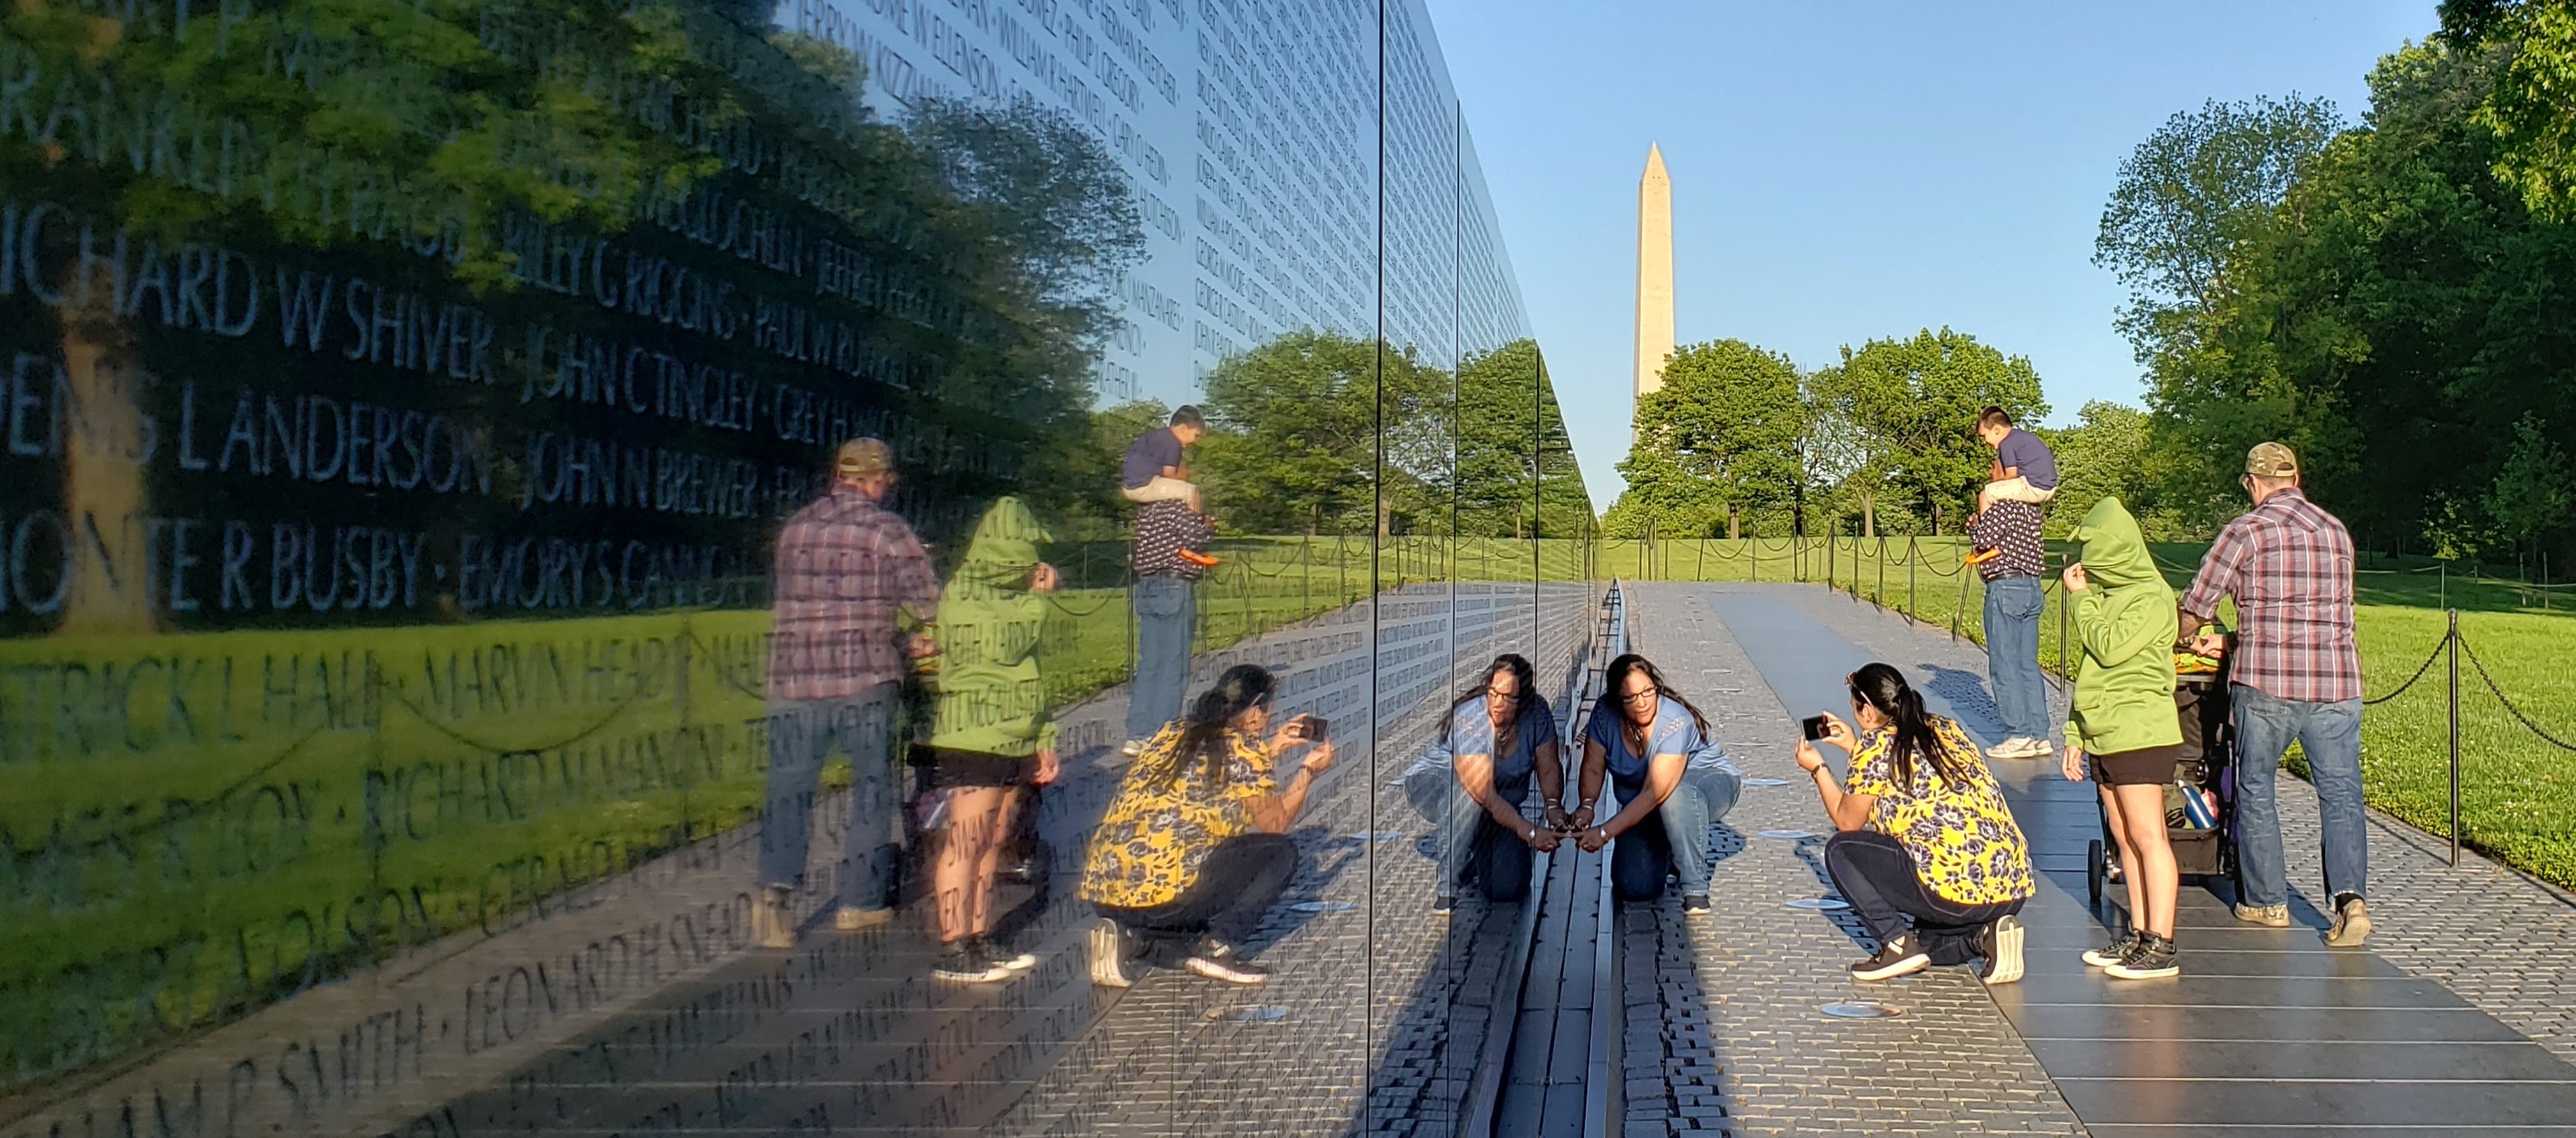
{"left": 1582, "top": 695, "right": 1737, "bottom": 799}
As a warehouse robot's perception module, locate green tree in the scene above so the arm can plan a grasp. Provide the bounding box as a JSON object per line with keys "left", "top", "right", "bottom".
{"left": 1612, "top": 340, "right": 1809, "bottom": 539}
{"left": 2041, "top": 402, "right": 2157, "bottom": 538}
{"left": 2487, "top": 413, "right": 2575, "bottom": 548}
{"left": 1807, "top": 329, "right": 2047, "bottom": 535}
{"left": 2444, "top": 0, "right": 2576, "bottom": 221}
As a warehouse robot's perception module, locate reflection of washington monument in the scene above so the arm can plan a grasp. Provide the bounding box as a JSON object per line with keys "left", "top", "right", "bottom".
{"left": 1634, "top": 144, "right": 1673, "bottom": 434}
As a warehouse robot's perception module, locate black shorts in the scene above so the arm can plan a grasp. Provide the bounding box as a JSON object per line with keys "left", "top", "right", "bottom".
{"left": 921, "top": 746, "right": 1037, "bottom": 789}
{"left": 2091, "top": 742, "right": 2185, "bottom": 786}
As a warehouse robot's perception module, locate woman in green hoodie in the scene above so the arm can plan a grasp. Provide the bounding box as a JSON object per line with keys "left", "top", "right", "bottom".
{"left": 919, "top": 497, "right": 1063, "bottom": 984}
{"left": 2058, "top": 496, "right": 2187, "bottom": 980}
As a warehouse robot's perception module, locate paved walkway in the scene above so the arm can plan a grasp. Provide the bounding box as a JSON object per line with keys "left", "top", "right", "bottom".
{"left": 1625, "top": 581, "right": 2576, "bottom": 1136}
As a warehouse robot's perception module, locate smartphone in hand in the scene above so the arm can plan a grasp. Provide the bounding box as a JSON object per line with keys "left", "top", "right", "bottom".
{"left": 1294, "top": 715, "right": 1330, "bottom": 742}
{"left": 1801, "top": 715, "right": 1830, "bottom": 741}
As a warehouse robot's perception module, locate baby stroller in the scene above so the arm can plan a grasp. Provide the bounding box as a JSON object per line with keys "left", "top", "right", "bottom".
{"left": 2085, "top": 629, "right": 2241, "bottom": 906}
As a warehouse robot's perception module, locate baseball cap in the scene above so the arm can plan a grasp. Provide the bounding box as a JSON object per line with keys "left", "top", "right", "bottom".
{"left": 2245, "top": 441, "right": 2299, "bottom": 479}
{"left": 835, "top": 437, "right": 894, "bottom": 478}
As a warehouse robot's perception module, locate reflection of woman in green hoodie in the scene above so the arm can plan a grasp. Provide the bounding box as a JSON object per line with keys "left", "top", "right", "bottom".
{"left": 2057, "top": 497, "right": 2185, "bottom": 981}
{"left": 920, "top": 497, "right": 1062, "bottom": 984}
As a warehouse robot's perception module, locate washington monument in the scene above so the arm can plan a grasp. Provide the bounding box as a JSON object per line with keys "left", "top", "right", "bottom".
{"left": 1634, "top": 144, "right": 1675, "bottom": 419}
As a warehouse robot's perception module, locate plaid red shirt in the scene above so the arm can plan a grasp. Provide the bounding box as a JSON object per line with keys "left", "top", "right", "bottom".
{"left": 2179, "top": 488, "right": 2363, "bottom": 703}
{"left": 767, "top": 485, "right": 940, "bottom": 701}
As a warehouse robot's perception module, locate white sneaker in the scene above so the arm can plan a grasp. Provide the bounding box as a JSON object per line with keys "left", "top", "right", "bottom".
{"left": 1988, "top": 736, "right": 2034, "bottom": 759}
{"left": 2019, "top": 738, "right": 2054, "bottom": 758}
{"left": 753, "top": 888, "right": 797, "bottom": 950}
{"left": 833, "top": 905, "right": 893, "bottom": 931}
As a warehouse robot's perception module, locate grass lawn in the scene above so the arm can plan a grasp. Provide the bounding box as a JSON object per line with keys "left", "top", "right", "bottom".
{"left": 1604, "top": 535, "right": 2576, "bottom": 891}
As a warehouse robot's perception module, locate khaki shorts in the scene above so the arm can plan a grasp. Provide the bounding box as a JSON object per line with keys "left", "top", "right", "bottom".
{"left": 1121, "top": 475, "right": 1201, "bottom": 510}
{"left": 1981, "top": 476, "right": 2055, "bottom": 505}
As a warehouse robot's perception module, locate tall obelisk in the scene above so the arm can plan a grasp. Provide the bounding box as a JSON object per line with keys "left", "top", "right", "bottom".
{"left": 1634, "top": 144, "right": 1675, "bottom": 428}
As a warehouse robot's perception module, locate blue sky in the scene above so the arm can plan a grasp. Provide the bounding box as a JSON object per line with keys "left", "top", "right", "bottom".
{"left": 1423, "top": 1, "right": 2440, "bottom": 509}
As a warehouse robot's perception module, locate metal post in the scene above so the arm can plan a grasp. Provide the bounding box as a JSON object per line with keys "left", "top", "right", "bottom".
{"left": 2057, "top": 582, "right": 2069, "bottom": 682}
{"left": 1908, "top": 536, "right": 1916, "bottom": 621}
{"left": 2449, "top": 608, "right": 2461, "bottom": 868}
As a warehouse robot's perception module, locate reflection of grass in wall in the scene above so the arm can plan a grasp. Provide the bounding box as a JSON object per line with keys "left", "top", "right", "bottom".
{"left": 0, "top": 534, "right": 1597, "bottom": 1089}
{"left": 1614, "top": 536, "right": 2576, "bottom": 891}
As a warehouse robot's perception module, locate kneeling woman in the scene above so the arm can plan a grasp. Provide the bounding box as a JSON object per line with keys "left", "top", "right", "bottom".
{"left": 1798, "top": 663, "right": 2033, "bottom": 984}
{"left": 1079, "top": 665, "right": 1335, "bottom": 987}
{"left": 1404, "top": 654, "right": 1565, "bottom": 913}
{"left": 1573, "top": 655, "right": 1741, "bottom": 911}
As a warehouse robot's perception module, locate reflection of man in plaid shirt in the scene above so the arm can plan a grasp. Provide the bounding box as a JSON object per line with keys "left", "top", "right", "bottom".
{"left": 2178, "top": 441, "right": 2373, "bottom": 945}
{"left": 756, "top": 438, "right": 939, "bottom": 948}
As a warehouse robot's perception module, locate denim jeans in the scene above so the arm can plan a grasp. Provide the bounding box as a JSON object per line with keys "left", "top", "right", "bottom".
{"left": 1609, "top": 766, "right": 1743, "bottom": 900}
{"left": 758, "top": 684, "right": 901, "bottom": 913}
{"left": 1097, "top": 833, "right": 1299, "bottom": 954}
{"left": 1823, "top": 830, "right": 2023, "bottom": 963}
{"left": 1125, "top": 576, "right": 1196, "bottom": 741}
{"left": 2230, "top": 685, "right": 2368, "bottom": 908}
{"left": 1983, "top": 575, "right": 2048, "bottom": 741}
{"left": 1404, "top": 765, "right": 1535, "bottom": 902}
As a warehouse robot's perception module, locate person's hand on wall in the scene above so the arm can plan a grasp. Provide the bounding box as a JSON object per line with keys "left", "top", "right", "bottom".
{"left": 1523, "top": 822, "right": 1561, "bottom": 852}
{"left": 1575, "top": 826, "right": 1611, "bottom": 853}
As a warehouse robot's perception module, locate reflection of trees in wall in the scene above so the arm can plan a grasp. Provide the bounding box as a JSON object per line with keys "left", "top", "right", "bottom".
{"left": 1196, "top": 330, "right": 1444, "bottom": 538}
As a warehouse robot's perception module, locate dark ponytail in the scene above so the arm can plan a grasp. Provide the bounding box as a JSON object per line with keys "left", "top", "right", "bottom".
{"left": 1848, "top": 662, "right": 1964, "bottom": 789}
{"left": 1165, "top": 663, "right": 1276, "bottom": 787}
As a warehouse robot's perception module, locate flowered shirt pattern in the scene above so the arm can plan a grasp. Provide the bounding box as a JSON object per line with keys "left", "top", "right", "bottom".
{"left": 1843, "top": 716, "right": 2035, "bottom": 906}
{"left": 1078, "top": 725, "right": 1275, "bottom": 909}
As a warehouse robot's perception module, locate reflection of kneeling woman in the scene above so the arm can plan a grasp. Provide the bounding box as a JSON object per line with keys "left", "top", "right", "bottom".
{"left": 1572, "top": 655, "right": 1741, "bottom": 910}
{"left": 1798, "top": 663, "right": 2033, "bottom": 985}
{"left": 1403, "top": 654, "right": 1563, "bottom": 913}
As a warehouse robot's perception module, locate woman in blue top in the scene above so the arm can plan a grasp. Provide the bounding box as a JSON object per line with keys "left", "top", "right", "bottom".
{"left": 1574, "top": 654, "right": 1743, "bottom": 911}
{"left": 1403, "top": 654, "right": 1565, "bottom": 913}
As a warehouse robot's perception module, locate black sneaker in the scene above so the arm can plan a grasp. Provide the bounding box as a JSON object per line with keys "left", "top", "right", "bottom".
{"left": 2106, "top": 931, "right": 2179, "bottom": 980}
{"left": 1184, "top": 941, "right": 1270, "bottom": 985}
{"left": 2082, "top": 930, "right": 2139, "bottom": 968}
{"left": 934, "top": 941, "right": 1010, "bottom": 984}
{"left": 974, "top": 935, "right": 1037, "bottom": 973}
{"left": 1849, "top": 934, "right": 1930, "bottom": 981}
{"left": 1432, "top": 894, "right": 1457, "bottom": 917}
{"left": 1681, "top": 894, "right": 1711, "bottom": 913}
{"left": 1088, "top": 919, "right": 1136, "bottom": 988}
{"left": 1977, "top": 915, "right": 2024, "bottom": 986}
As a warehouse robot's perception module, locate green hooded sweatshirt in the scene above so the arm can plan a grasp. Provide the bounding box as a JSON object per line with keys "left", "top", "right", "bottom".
{"left": 2063, "top": 497, "right": 2183, "bottom": 756}
{"left": 926, "top": 497, "right": 1058, "bottom": 758}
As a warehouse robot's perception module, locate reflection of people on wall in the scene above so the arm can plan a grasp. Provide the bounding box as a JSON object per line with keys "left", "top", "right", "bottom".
{"left": 1121, "top": 410, "right": 1217, "bottom": 758}
{"left": 916, "top": 497, "right": 1063, "bottom": 983}
{"left": 1574, "top": 655, "right": 1742, "bottom": 910}
{"left": 1080, "top": 665, "right": 1333, "bottom": 987}
{"left": 1121, "top": 405, "right": 1208, "bottom": 512}
{"left": 1405, "top": 654, "right": 1564, "bottom": 913}
{"left": 757, "top": 439, "right": 941, "bottom": 950}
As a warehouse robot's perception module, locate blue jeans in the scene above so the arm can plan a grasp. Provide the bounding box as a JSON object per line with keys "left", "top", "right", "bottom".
{"left": 1404, "top": 765, "right": 1536, "bottom": 902}
{"left": 1983, "top": 576, "right": 2048, "bottom": 741}
{"left": 1609, "top": 766, "right": 1743, "bottom": 900}
{"left": 758, "top": 685, "right": 900, "bottom": 913}
{"left": 2230, "top": 685, "right": 2368, "bottom": 908}
{"left": 1125, "top": 576, "right": 1195, "bottom": 741}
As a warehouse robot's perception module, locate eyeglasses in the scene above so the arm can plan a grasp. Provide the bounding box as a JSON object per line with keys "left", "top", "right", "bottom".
{"left": 1618, "top": 688, "right": 1659, "bottom": 705}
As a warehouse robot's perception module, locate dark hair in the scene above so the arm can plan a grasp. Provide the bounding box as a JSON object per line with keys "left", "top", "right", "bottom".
{"left": 1443, "top": 654, "right": 1536, "bottom": 743}
{"left": 1603, "top": 654, "right": 1707, "bottom": 736}
{"left": 1977, "top": 406, "right": 2013, "bottom": 431}
{"left": 1170, "top": 406, "right": 1206, "bottom": 428}
{"left": 1165, "top": 663, "right": 1274, "bottom": 786}
{"left": 1847, "top": 662, "right": 1966, "bottom": 788}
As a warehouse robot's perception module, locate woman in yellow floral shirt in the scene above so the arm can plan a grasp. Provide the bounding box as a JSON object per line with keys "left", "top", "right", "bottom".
{"left": 1797, "top": 663, "right": 2034, "bottom": 985}
{"left": 1080, "top": 664, "right": 1336, "bottom": 986}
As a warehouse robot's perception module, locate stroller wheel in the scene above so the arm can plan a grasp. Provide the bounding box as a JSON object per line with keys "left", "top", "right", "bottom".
{"left": 2086, "top": 838, "right": 2105, "bottom": 906}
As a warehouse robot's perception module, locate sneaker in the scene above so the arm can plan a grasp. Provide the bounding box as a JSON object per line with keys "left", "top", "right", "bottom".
{"left": 1121, "top": 739, "right": 1148, "bottom": 757}
{"left": 2106, "top": 932, "right": 2179, "bottom": 980}
{"left": 1849, "top": 934, "right": 1930, "bottom": 981}
{"left": 975, "top": 936, "right": 1037, "bottom": 972}
{"left": 1088, "top": 918, "right": 1136, "bottom": 988}
{"left": 2326, "top": 895, "right": 2372, "bottom": 947}
{"left": 934, "top": 942, "right": 1011, "bottom": 983}
{"left": 1184, "top": 941, "right": 1271, "bottom": 985}
{"left": 1988, "top": 736, "right": 2035, "bottom": 759}
{"left": 833, "top": 905, "right": 894, "bottom": 932}
{"left": 1432, "top": 894, "right": 1457, "bottom": 917}
{"left": 2019, "top": 738, "right": 2054, "bottom": 758}
{"left": 2082, "top": 930, "right": 2140, "bottom": 968}
{"left": 1681, "top": 894, "right": 1711, "bottom": 914}
{"left": 1978, "top": 915, "right": 2025, "bottom": 986}
{"left": 2233, "top": 903, "right": 2290, "bottom": 927}
{"left": 753, "top": 887, "right": 797, "bottom": 950}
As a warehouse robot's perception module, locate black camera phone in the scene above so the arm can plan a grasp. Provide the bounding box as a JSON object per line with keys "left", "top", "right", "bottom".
{"left": 1801, "top": 715, "right": 1830, "bottom": 741}
{"left": 1299, "top": 715, "right": 1330, "bottom": 742}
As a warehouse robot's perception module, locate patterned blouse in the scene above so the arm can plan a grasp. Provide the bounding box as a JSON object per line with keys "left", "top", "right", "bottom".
{"left": 1843, "top": 716, "right": 2035, "bottom": 906}
{"left": 1079, "top": 724, "right": 1276, "bottom": 909}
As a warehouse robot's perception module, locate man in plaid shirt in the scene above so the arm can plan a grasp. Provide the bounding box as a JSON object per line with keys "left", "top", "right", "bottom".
{"left": 755, "top": 438, "right": 941, "bottom": 949}
{"left": 2178, "top": 441, "right": 2372, "bottom": 947}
